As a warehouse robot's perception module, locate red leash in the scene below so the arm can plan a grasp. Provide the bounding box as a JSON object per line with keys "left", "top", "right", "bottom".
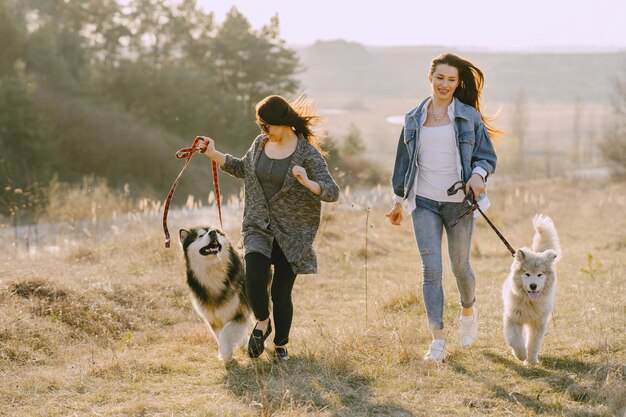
{"left": 162, "top": 137, "right": 223, "bottom": 248}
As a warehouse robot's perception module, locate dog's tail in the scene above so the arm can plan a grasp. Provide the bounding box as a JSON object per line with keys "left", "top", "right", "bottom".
{"left": 532, "top": 214, "right": 561, "bottom": 260}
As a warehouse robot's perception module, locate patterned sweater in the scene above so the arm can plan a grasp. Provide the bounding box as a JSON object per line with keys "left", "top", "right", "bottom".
{"left": 221, "top": 134, "right": 339, "bottom": 274}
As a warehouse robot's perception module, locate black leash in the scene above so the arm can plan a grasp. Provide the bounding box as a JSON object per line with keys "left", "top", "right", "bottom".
{"left": 447, "top": 181, "right": 516, "bottom": 257}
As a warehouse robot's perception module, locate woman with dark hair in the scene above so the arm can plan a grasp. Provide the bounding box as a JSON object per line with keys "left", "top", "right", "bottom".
{"left": 199, "top": 94, "right": 339, "bottom": 361}
{"left": 387, "top": 53, "right": 500, "bottom": 363}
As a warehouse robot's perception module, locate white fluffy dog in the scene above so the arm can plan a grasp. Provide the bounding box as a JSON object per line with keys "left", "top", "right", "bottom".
{"left": 502, "top": 214, "right": 561, "bottom": 365}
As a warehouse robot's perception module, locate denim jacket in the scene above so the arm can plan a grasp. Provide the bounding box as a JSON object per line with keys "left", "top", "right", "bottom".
{"left": 391, "top": 97, "right": 497, "bottom": 212}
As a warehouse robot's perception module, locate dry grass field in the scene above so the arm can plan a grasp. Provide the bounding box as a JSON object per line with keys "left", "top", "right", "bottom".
{"left": 0, "top": 177, "right": 625, "bottom": 416}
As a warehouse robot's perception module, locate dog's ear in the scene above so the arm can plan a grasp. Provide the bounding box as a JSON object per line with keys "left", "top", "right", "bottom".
{"left": 543, "top": 249, "right": 558, "bottom": 263}
{"left": 515, "top": 249, "right": 527, "bottom": 261}
{"left": 179, "top": 229, "right": 190, "bottom": 243}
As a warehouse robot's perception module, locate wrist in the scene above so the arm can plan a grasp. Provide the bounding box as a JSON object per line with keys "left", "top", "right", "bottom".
{"left": 307, "top": 179, "right": 322, "bottom": 196}
{"left": 471, "top": 167, "right": 488, "bottom": 183}
{"left": 472, "top": 172, "right": 485, "bottom": 183}
{"left": 392, "top": 194, "right": 405, "bottom": 205}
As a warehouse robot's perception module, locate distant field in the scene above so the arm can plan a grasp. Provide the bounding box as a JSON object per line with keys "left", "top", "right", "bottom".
{"left": 298, "top": 42, "right": 626, "bottom": 104}
{"left": 296, "top": 42, "right": 622, "bottom": 177}
{"left": 315, "top": 94, "right": 611, "bottom": 173}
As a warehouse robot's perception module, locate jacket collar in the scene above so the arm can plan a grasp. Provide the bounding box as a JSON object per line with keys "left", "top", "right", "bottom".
{"left": 406, "top": 96, "right": 471, "bottom": 124}
{"left": 452, "top": 97, "right": 471, "bottom": 121}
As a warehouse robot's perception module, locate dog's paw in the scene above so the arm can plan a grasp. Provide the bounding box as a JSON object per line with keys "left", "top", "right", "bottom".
{"left": 217, "top": 352, "right": 234, "bottom": 362}
{"left": 511, "top": 347, "right": 527, "bottom": 362}
{"left": 524, "top": 356, "right": 539, "bottom": 366}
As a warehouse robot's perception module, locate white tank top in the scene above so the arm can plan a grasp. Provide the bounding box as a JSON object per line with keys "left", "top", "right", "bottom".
{"left": 414, "top": 123, "right": 464, "bottom": 203}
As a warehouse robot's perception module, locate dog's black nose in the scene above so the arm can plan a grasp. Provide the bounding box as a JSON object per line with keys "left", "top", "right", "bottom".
{"left": 530, "top": 283, "right": 537, "bottom": 290}
{"left": 209, "top": 230, "right": 217, "bottom": 241}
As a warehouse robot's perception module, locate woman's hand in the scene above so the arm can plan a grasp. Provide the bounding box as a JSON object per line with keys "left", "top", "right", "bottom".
{"left": 292, "top": 165, "right": 309, "bottom": 184}
{"left": 386, "top": 202, "right": 404, "bottom": 226}
{"left": 465, "top": 173, "right": 485, "bottom": 201}
{"left": 196, "top": 136, "right": 215, "bottom": 157}
{"left": 196, "top": 136, "right": 226, "bottom": 166}
{"left": 293, "top": 165, "right": 322, "bottom": 195}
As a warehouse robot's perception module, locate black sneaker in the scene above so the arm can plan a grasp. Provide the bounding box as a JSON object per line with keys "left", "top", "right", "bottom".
{"left": 274, "top": 346, "right": 289, "bottom": 362}
{"left": 248, "top": 320, "right": 272, "bottom": 358}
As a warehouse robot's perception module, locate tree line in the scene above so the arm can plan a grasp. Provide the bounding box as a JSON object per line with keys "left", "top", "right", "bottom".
{"left": 0, "top": 0, "right": 301, "bottom": 221}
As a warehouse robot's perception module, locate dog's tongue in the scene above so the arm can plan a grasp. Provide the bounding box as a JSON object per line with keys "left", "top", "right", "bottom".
{"left": 200, "top": 244, "right": 220, "bottom": 255}
{"left": 528, "top": 292, "right": 540, "bottom": 301}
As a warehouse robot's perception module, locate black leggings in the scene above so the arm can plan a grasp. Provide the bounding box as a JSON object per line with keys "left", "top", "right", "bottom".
{"left": 244, "top": 240, "right": 297, "bottom": 346}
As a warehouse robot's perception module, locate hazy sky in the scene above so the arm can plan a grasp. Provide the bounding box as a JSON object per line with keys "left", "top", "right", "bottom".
{"left": 198, "top": 0, "right": 625, "bottom": 51}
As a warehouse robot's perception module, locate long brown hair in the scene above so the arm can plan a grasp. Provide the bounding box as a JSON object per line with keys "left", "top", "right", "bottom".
{"left": 255, "top": 93, "right": 326, "bottom": 155}
{"left": 430, "top": 53, "right": 502, "bottom": 139}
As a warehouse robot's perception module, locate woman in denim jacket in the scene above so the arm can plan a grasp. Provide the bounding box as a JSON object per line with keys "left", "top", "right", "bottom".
{"left": 387, "top": 53, "right": 500, "bottom": 363}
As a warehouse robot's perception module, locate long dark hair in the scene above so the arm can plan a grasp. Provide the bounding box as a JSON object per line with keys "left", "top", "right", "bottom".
{"left": 256, "top": 93, "right": 326, "bottom": 155}
{"left": 430, "top": 53, "right": 502, "bottom": 139}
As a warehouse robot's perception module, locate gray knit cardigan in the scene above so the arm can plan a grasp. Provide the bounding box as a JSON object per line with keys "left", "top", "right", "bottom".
{"left": 221, "top": 134, "right": 339, "bottom": 274}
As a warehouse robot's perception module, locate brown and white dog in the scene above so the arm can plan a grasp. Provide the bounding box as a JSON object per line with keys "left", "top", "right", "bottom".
{"left": 179, "top": 227, "right": 252, "bottom": 361}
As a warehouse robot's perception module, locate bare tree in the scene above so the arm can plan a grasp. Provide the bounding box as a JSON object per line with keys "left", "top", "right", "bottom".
{"left": 572, "top": 97, "right": 584, "bottom": 167}
{"left": 543, "top": 128, "right": 554, "bottom": 178}
{"left": 600, "top": 72, "right": 626, "bottom": 178}
{"left": 586, "top": 122, "right": 598, "bottom": 165}
{"left": 342, "top": 123, "right": 366, "bottom": 156}
{"left": 511, "top": 89, "right": 528, "bottom": 173}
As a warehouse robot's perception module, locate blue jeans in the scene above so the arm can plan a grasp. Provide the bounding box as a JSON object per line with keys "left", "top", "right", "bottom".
{"left": 411, "top": 195, "right": 476, "bottom": 330}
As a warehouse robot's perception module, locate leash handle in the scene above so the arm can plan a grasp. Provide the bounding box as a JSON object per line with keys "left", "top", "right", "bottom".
{"left": 163, "top": 137, "right": 222, "bottom": 248}
{"left": 447, "top": 180, "right": 516, "bottom": 257}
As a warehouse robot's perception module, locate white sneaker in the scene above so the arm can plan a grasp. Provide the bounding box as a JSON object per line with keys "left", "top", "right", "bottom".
{"left": 459, "top": 307, "right": 478, "bottom": 347}
{"left": 423, "top": 339, "right": 447, "bottom": 363}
